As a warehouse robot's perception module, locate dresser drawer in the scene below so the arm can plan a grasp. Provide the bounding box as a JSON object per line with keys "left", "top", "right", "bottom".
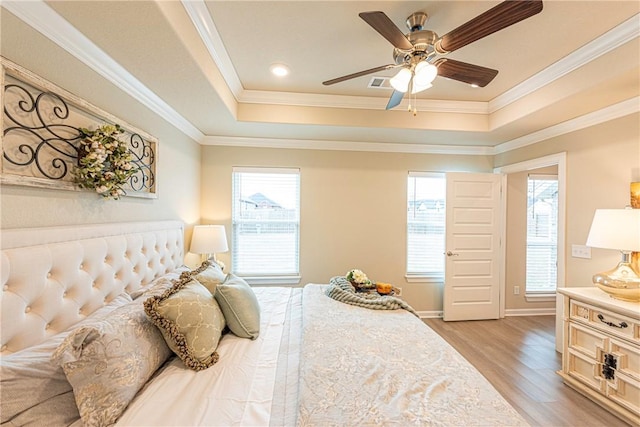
{"left": 567, "top": 321, "right": 607, "bottom": 360}
{"left": 569, "top": 300, "right": 639, "bottom": 342}
{"left": 610, "top": 336, "right": 640, "bottom": 382}
{"left": 566, "top": 347, "right": 604, "bottom": 392}
{"left": 606, "top": 370, "right": 640, "bottom": 417}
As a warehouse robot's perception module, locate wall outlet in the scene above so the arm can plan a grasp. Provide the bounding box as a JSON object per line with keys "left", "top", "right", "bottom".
{"left": 572, "top": 244, "right": 592, "bottom": 259}
{"left": 514, "top": 286, "right": 520, "bottom": 295}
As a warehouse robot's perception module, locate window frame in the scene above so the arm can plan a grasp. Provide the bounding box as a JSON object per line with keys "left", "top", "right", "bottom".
{"left": 405, "top": 171, "right": 446, "bottom": 283}
{"left": 525, "top": 173, "right": 559, "bottom": 298}
{"left": 231, "top": 166, "right": 301, "bottom": 285}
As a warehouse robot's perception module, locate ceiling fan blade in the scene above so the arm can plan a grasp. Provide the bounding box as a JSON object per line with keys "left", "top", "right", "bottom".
{"left": 386, "top": 90, "right": 405, "bottom": 110}
{"left": 434, "top": 58, "right": 498, "bottom": 87}
{"left": 323, "top": 64, "right": 398, "bottom": 86}
{"left": 359, "top": 11, "right": 414, "bottom": 50}
{"left": 436, "top": 0, "right": 543, "bottom": 53}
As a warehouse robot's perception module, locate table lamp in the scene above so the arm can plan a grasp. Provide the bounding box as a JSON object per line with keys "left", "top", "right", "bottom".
{"left": 190, "top": 225, "right": 229, "bottom": 264}
{"left": 586, "top": 208, "right": 640, "bottom": 301}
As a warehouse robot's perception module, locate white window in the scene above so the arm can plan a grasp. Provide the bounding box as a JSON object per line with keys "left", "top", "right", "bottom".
{"left": 231, "top": 167, "right": 300, "bottom": 284}
{"left": 526, "top": 174, "right": 558, "bottom": 293}
{"left": 406, "top": 172, "right": 446, "bottom": 281}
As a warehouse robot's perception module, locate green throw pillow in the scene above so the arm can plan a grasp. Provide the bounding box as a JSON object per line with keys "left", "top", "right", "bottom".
{"left": 214, "top": 273, "right": 261, "bottom": 340}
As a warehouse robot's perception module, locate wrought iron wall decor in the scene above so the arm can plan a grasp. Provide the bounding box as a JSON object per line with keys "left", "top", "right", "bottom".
{"left": 1, "top": 57, "right": 157, "bottom": 198}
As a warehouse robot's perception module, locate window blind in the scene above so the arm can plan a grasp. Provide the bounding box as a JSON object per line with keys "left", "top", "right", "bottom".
{"left": 231, "top": 167, "right": 300, "bottom": 276}
{"left": 526, "top": 174, "right": 558, "bottom": 293}
{"left": 407, "top": 172, "right": 446, "bottom": 277}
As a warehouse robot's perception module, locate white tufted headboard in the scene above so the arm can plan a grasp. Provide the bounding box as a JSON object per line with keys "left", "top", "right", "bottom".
{"left": 1, "top": 220, "right": 185, "bottom": 355}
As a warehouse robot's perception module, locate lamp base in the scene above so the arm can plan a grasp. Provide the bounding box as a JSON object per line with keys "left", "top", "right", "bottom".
{"left": 593, "top": 261, "right": 640, "bottom": 302}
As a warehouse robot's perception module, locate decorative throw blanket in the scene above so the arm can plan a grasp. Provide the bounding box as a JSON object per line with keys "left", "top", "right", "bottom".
{"left": 325, "top": 276, "right": 419, "bottom": 317}
{"left": 298, "top": 284, "right": 530, "bottom": 427}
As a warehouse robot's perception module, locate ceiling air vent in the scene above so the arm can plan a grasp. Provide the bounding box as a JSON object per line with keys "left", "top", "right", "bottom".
{"left": 367, "top": 77, "right": 392, "bottom": 90}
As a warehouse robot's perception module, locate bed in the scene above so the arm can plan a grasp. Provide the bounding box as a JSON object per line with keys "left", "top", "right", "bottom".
{"left": 1, "top": 221, "right": 528, "bottom": 426}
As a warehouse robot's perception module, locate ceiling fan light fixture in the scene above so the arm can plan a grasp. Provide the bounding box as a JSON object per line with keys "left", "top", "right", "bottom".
{"left": 411, "top": 81, "right": 432, "bottom": 94}
{"left": 413, "top": 61, "right": 438, "bottom": 86}
{"left": 390, "top": 68, "right": 412, "bottom": 93}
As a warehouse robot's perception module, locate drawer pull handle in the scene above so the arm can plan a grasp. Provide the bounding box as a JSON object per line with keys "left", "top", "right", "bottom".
{"left": 597, "top": 314, "right": 628, "bottom": 329}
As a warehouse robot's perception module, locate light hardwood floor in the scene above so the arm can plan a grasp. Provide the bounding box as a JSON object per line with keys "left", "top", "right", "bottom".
{"left": 424, "top": 316, "right": 631, "bottom": 427}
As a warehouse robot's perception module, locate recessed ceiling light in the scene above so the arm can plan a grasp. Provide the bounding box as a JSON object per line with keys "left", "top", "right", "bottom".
{"left": 270, "top": 64, "right": 289, "bottom": 77}
{"left": 470, "top": 83, "right": 479, "bottom": 88}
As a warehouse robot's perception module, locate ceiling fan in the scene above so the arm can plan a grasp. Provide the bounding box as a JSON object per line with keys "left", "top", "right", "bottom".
{"left": 322, "top": 0, "right": 543, "bottom": 111}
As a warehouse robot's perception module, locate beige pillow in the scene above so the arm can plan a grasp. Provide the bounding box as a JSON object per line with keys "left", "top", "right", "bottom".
{"left": 144, "top": 275, "right": 226, "bottom": 371}
{"left": 192, "top": 260, "right": 226, "bottom": 295}
{"left": 51, "top": 300, "right": 172, "bottom": 427}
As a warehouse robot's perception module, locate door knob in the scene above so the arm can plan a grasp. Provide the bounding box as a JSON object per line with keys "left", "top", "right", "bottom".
{"left": 446, "top": 251, "right": 459, "bottom": 257}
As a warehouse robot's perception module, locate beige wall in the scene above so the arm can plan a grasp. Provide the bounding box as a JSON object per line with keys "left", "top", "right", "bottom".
{"left": 0, "top": 10, "right": 202, "bottom": 261}
{"left": 496, "top": 113, "right": 640, "bottom": 289}
{"left": 504, "top": 166, "right": 557, "bottom": 311}
{"left": 200, "top": 146, "right": 493, "bottom": 312}
{"left": 203, "top": 114, "right": 638, "bottom": 313}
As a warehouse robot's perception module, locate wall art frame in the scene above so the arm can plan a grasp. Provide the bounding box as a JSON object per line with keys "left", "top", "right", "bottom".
{"left": 1, "top": 57, "right": 157, "bottom": 198}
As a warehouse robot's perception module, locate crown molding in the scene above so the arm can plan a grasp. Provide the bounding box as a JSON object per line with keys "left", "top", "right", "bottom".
{"left": 200, "top": 135, "right": 494, "bottom": 156}
{"left": 205, "top": 97, "right": 639, "bottom": 156}
{"left": 2, "top": 0, "right": 205, "bottom": 143}
{"left": 494, "top": 97, "right": 640, "bottom": 154}
{"left": 180, "top": 0, "right": 243, "bottom": 99}
{"left": 240, "top": 90, "right": 489, "bottom": 114}
{"left": 490, "top": 14, "right": 640, "bottom": 113}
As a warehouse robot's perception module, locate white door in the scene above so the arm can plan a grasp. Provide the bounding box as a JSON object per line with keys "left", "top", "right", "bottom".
{"left": 443, "top": 172, "right": 501, "bottom": 321}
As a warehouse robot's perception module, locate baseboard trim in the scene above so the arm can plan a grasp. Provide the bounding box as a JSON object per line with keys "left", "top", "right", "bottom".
{"left": 418, "top": 311, "right": 443, "bottom": 319}
{"left": 419, "top": 308, "right": 555, "bottom": 319}
{"left": 505, "top": 308, "right": 556, "bottom": 316}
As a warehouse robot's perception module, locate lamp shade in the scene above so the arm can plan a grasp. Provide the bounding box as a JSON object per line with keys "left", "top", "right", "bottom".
{"left": 411, "top": 82, "right": 432, "bottom": 94}
{"left": 413, "top": 61, "right": 437, "bottom": 86}
{"left": 389, "top": 68, "right": 412, "bottom": 93}
{"left": 586, "top": 209, "right": 640, "bottom": 252}
{"left": 190, "top": 225, "right": 229, "bottom": 255}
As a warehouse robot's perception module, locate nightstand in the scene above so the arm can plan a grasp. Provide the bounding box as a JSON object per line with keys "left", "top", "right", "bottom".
{"left": 557, "top": 287, "right": 640, "bottom": 426}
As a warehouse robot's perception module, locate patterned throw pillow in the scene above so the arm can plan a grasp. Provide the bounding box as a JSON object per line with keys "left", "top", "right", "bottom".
{"left": 192, "top": 260, "right": 226, "bottom": 295}
{"left": 1, "top": 293, "right": 132, "bottom": 426}
{"left": 214, "top": 273, "right": 261, "bottom": 340}
{"left": 51, "top": 299, "right": 172, "bottom": 427}
{"left": 144, "top": 274, "right": 226, "bottom": 371}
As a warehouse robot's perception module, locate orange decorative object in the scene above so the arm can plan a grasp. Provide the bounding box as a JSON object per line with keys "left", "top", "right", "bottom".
{"left": 376, "top": 282, "right": 393, "bottom": 294}
{"left": 631, "top": 182, "right": 640, "bottom": 208}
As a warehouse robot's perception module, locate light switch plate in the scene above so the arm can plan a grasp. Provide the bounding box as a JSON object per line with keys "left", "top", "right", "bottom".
{"left": 572, "top": 244, "right": 592, "bottom": 259}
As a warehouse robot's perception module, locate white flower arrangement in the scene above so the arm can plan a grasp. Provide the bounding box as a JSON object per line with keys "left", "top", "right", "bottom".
{"left": 346, "top": 269, "right": 373, "bottom": 286}
{"left": 74, "top": 124, "right": 137, "bottom": 200}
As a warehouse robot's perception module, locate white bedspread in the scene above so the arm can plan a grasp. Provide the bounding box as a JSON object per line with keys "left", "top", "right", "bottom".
{"left": 116, "top": 287, "right": 294, "bottom": 427}
{"left": 297, "top": 284, "right": 529, "bottom": 427}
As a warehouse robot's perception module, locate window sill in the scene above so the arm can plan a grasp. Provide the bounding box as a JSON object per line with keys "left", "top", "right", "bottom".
{"left": 239, "top": 275, "right": 301, "bottom": 286}
{"left": 405, "top": 274, "right": 443, "bottom": 284}
{"left": 525, "top": 293, "right": 556, "bottom": 302}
